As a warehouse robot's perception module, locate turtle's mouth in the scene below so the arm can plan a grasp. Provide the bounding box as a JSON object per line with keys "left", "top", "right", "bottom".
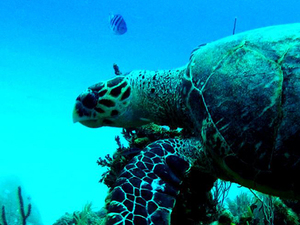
{"left": 77, "top": 119, "right": 101, "bottom": 128}
{"left": 72, "top": 103, "right": 101, "bottom": 128}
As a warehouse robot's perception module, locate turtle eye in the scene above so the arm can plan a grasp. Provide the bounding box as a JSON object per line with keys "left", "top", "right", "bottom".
{"left": 81, "top": 93, "right": 98, "bottom": 109}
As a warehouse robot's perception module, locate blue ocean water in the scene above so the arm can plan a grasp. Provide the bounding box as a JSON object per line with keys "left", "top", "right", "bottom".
{"left": 0, "top": 0, "right": 299, "bottom": 224}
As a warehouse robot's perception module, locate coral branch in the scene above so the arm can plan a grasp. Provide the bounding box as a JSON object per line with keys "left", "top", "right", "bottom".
{"left": 113, "top": 63, "right": 122, "bottom": 75}
{"left": 212, "top": 180, "right": 232, "bottom": 211}
{"left": 18, "top": 186, "right": 31, "bottom": 225}
{"left": 232, "top": 17, "right": 237, "bottom": 35}
{"left": 1, "top": 206, "right": 8, "bottom": 225}
{"left": 249, "top": 189, "right": 274, "bottom": 225}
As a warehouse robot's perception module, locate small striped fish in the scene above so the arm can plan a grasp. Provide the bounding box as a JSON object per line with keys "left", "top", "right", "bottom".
{"left": 109, "top": 14, "right": 127, "bottom": 35}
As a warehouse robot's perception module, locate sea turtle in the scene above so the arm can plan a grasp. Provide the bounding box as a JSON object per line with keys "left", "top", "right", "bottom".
{"left": 73, "top": 23, "right": 300, "bottom": 225}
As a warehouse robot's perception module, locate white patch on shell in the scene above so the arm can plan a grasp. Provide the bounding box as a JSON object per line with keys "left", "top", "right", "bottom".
{"left": 151, "top": 178, "right": 165, "bottom": 192}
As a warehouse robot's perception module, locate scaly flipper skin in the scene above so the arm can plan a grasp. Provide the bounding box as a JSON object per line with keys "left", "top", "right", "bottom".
{"left": 105, "top": 139, "right": 195, "bottom": 225}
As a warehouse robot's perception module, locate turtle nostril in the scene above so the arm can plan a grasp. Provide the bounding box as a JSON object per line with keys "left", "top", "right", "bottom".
{"left": 81, "top": 93, "right": 97, "bottom": 109}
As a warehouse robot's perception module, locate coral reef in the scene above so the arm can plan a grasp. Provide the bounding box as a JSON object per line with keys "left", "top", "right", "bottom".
{"left": 1, "top": 186, "right": 31, "bottom": 225}
{"left": 1, "top": 206, "right": 7, "bottom": 225}
{"left": 96, "top": 124, "right": 300, "bottom": 225}
{"left": 0, "top": 176, "right": 42, "bottom": 225}
{"left": 122, "top": 123, "right": 181, "bottom": 149}
{"left": 209, "top": 209, "right": 234, "bottom": 225}
{"left": 56, "top": 123, "right": 300, "bottom": 225}
{"left": 97, "top": 124, "right": 219, "bottom": 225}
{"left": 96, "top": 135, "right": 141, "bottom": 188}
{"left": 273, "top": 198, "right": 299, "bottom": 225}
{"left": 18, "top": 186, "right": 32, "bottom": 225}
{"left": 212, "top": 180, "right": 232, "bottom": 212}
{"left": 226, "top": 190, "right": 300, "bottom": 225}
{"left": 171, "top": 169, "right": 218, "bottom": 225}
{"left": 97, "top": 123, "right": 180, "bottom": 188}
{"left": 53, "top": 202, "right": 106, "bottom": 225}
{"left": 284, "top": 200, "right": 300, "bottom": 218}
{"left": 226, "top": 192, "right": 254, "bottom": 224}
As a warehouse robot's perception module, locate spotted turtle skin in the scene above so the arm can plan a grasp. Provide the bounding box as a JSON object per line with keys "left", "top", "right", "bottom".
{"left": 73, "top": 23, "right": 300, "bottom": 225}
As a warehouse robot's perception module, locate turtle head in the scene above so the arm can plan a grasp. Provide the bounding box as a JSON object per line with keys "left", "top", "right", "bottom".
{"left": 73, "top": 68, "right": 187, "bottom": 129}
{"left": 73, "top": 75, "right": 151, "bottom": 128}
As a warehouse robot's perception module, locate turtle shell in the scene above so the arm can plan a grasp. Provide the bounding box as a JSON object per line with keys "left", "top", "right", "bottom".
{"left": 187, "top": 23, "right": 300, "bottom": 197}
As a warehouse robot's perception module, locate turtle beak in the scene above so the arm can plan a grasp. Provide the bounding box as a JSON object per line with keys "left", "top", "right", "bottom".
{"left": 72, "top": 106, "right": 80, "bottom": 123}
{"left": 72, "top": 101, "right": 94, "bottom": 123}
{"left": 73, "top": 91, "right": 97, "bottom": 123}
{"left": 72, "top": 100, "right": 102, "bottom": 128}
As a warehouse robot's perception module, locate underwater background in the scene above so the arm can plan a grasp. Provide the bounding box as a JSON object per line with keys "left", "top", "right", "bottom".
{"left": 1, "top": 0, "right": 300, "bottom": 224}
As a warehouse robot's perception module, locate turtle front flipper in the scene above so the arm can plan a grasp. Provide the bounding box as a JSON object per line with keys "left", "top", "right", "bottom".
{"left": 105, "top": 139, "right": 193, "bottom": 225}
